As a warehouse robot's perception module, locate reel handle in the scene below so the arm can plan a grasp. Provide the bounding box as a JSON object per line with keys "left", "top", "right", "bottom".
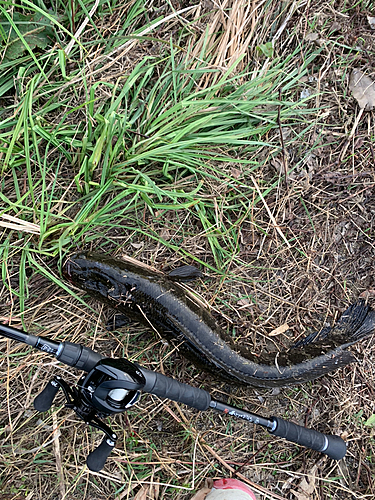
{"left": 34, "top": 379, "right": 60, "bottom": 412}
{"left": 86, "top": 437, "right": 116, "bottom": 472}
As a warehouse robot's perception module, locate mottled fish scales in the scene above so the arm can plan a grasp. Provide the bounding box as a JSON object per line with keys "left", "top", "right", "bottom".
{"left": 63, "top": 252, "right": 375, "bottom": 388}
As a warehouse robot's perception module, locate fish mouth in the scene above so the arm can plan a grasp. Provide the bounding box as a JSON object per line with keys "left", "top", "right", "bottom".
{"left": 62, "top": 253, "right": 86, "bottom": 281}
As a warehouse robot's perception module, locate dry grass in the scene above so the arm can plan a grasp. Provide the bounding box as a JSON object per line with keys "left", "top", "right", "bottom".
{"left": 1, "top": 1, "right": 375, "bottom": 499}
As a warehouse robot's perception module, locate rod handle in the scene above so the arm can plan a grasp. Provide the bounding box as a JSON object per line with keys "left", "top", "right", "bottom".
{"left": 86, "top": 437, "right": 115, "bottom": 472}
{"left": 34, "top": 380, "right": 60, "bottom": 412}
{"left": 270, "top": 416, "right": 347, "bottom": 460}
{"left": 140, "top": 368, "right": 211, "bottom": 410}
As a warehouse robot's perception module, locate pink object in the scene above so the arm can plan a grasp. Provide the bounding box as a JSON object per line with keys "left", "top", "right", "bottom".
{"left": 204, "top": 478, "right": 257, "bottom": 499}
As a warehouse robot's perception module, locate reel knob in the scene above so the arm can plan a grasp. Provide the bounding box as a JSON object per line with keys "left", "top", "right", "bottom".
{"left": 34, "top": 377, "right": 61, "bottom": 412}
{"left": 86, "top": 434, "right": 117, "bottom": 472}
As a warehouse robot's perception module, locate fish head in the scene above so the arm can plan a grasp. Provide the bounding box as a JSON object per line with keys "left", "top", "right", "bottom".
{"left": 62, "top": 252, "right": 124, "bottom": 301}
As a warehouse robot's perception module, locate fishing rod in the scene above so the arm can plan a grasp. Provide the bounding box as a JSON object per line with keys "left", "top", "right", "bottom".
{"left": 0, "top": 323, "right": 347, "bottom": 472}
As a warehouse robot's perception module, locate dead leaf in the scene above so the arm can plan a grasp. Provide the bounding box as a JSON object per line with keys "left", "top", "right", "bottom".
{"left": 349, "top": 70, "right": 375, "bottom": 110}
{"left": 133, "top": 487, "right": 148, "bottom": 500}
{"left": 271, "top": 156, "right": 283, "bottom": 175}
{"left": 270, "top": 155, "right": 290, "bottom": 177}
{"left": 132, "top": 484, "right": 159, "bottom": 500}
{"left": 305, "top": 33, "right": 319, "bottom": 42}
{"left": 159, "top": 227, "right": 171, "bottom": 240}
{"left": 367, "top": 16, "right": 375, "bottom": 29}
{"left": 290, "top": 465, "right": 317, "bottom": 500}
{"left": 131, "top": 242, "right": 144, "bottom": 249}
{"left": 231, "top": 167, "right": 242, "bottom": 179}
{"left": 330, "top": 21, "right": 341, "bottom": 32}
{"left": 152, "top": 483, "right": 159, "bottom": 500}
{"left": 237, "top": 298, "right": 251, "bottom": 307}
{"left": 305, "top": 32, "right": 325, "bottom": 46}
{"left": 269, "top": 323, "right": 289, "bottom": 337}
{"left": 189, "top": 487, "right": 211, "bottom": 500}
{"left": 290, "top": 490, "right": 309, "bottom": 500}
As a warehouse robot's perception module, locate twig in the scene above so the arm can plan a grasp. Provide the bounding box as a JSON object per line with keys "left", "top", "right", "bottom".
{"left": 202, "top": 442, "right": 287, "bottom": 500}
{"left": 70, "top": 0, "right": 76, "bottom": 34}
{"left": 339, "top": 183, "right": 374, "bottom": 203}
{"left": 52, "top": 411, "right": 66, "bottom": 498}
{"left": 59, "top": 5, "right": 198, "bottom": 87}
{"left": 271, "top": 1, "right": 308, "bottom": 45}
{"left": 339, "top": 107, "right": 364, "bottom": 162}
{"left": 0, "top": 214, "right": 40, "bottom": 234}
{"left": 250, "top": 176, "right": 291, "bottom": 248}
{"left": 64, "top": 0, "right": 101, "bottom": 57}
{"left": 277, "top": 88, "right": 291, "bottom": 213}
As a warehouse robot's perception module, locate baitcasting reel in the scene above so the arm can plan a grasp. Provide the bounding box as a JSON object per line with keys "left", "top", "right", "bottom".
{"left": 34, "top": 358, "right": 145, "bottom": 471}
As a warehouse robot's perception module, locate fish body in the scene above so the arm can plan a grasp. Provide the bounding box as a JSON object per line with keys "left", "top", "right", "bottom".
{"left": 63, "top": 252, "right": 375, "bottom": 388}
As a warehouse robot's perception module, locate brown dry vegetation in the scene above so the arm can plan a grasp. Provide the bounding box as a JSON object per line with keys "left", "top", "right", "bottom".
{"left": 1, "top": 1, "right": 375, "bottom": 499}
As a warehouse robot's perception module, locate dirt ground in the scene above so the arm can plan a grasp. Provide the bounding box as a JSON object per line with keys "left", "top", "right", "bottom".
{"left": 1, "top": 1, "right": 375, "bottom": 499}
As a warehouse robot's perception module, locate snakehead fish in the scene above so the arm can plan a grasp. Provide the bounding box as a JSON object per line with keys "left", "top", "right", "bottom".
{"left": 63, "top": 252, "right": 375, "bottom": 388}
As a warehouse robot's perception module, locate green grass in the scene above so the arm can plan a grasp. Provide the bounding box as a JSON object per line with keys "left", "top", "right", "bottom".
{"left": 0, "top": 0, "right": 322, "bottom": 314}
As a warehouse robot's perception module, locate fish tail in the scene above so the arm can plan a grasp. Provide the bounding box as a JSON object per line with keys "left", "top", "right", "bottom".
{"left": 293, "top": 300, "right": 375, "bottom": 348}
{"left": 293, "top": 326, "right": 331, "bottom": 348}
{"left": 331, "top": 300, "right": 375, "bottom": 342}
